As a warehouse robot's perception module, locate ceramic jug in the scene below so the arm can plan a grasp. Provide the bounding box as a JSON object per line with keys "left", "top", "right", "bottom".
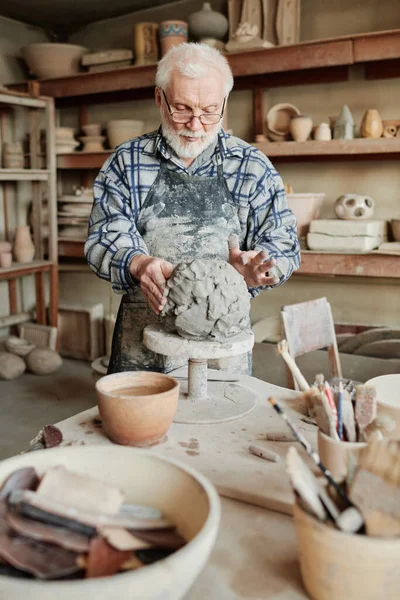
{"left": 188, "top": 2, "right": 228, "bottom": 40}
{"left": 14, "top": 226, "right": 35, "bottom": 263}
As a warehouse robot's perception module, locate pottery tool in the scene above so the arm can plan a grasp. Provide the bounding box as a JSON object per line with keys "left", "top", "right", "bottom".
{"left": 265, "top": 432, "right": 297, "bottom": 442}
{"left": 354, "top": 385, "right": 377, "bottom": 433}
{"left": 315, "top": 373, "right": 325, "bottom": 392}
{"left": 276, "top": 339, "right": 310, "bottom": 392}
{"left": 337, "top": 381, "right": 344, "bottom": 440}
{"left": 248, "top": 444, "right": 280, "bottom": 463}
{"left": 348, "top": 440, "right": 400, "bottom": 536}
{"left": 268, "top": 397, "right": 354, "bottom": 507}
{"left": 324, "top": 382, "right": 338, "bottom": 428}
{"left": 341, "top": 389, "right": 357, "bottom": 442}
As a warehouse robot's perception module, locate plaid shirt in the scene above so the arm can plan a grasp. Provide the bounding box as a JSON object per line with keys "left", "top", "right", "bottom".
{"left": 85, "top": 128, "right": 300, "bottom": 298}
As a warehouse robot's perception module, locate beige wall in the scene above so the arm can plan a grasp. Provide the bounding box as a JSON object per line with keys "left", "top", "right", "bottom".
{"left": 0, "top": 17, "right": 49, "bottom": 333}
{"left": 45, "top": 2, "right": 400, "bottom": 327}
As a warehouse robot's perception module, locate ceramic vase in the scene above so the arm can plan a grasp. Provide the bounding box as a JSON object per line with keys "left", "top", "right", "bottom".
{"left": 290, "top": 115, "right": 313, "bottom": 142}
{"left": 133, "top": 22, "right": 159, "bottom": 65}
{"left": 159, "top": 20, "right": 188, "bottom": 56}
{"left": 360, "top": 109, "right": 383, "bottom": 139}
{"left": 188, "top": 2, "right": 228, "bottom": 40}
{"left": 313, "top": 122, "right": 331, "bottom": 141}
{"left": 13, "top": 226, "right": 35, "bottom": 263}
{"left": 0, "top": 252, "right": 12, "bottom": 268}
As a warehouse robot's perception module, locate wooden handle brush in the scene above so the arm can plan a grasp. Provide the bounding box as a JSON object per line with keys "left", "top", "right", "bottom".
{"left": 276, "top": 339, "right": 310, "bottom": 391}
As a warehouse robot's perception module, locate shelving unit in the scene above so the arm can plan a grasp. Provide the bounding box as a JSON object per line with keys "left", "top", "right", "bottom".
{"left": 7, "top": 29, "right": 400, "bottom": 274}
{"left": 0, "top": 90, "right": 58, "bottom": 329}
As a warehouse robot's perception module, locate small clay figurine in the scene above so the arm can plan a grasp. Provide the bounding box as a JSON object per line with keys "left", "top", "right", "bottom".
{"left": 333, "top": 105, "right": 355, "bottom": 140}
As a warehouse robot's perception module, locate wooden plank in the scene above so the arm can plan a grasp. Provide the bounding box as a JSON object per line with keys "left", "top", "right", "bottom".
{"left": 57, "top": 151, "right": 111, "bottom": 170}
{"left": 297, "top": 252, "right": 400, "bottom": 279}
{"left": 0, "top": 169, "right": 49, "bottom": 181}
{"left": 234, "top": 65, "right": 349, "bottom": 90}
{"left": 35, "top": 271, "right": 46, "bottom": 325}
{"left": 353, "top": 30, "right": 400, "bottom": 62}
{"left": 0, "top": 260, "right": 52, "bottom": 279}
{"left": 0, "top": 311, "right": 33, "bottom": 328}
{"left": 0, "top": 91, "right": 46, "bottom": 108}
{"left": 365, "top": 58, "right": 400, "bottom": 80}
{"left": 255, "top": 138, "right": 400, "bottom": 159}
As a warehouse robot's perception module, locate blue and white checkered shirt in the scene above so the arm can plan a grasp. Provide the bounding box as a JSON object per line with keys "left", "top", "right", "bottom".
{"left": 85, "top": 128, "right": 300, "bottom": 298}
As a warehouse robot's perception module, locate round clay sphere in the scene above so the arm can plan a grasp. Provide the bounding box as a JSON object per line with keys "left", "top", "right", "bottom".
{"left": 25, "top": 349, "right": 62, "bottom": 375}
{"left": 162, "top": 259, "right": 250, "bottom": 340}
{"left": 0, "top": 352, "right": 26, "bottom": 380}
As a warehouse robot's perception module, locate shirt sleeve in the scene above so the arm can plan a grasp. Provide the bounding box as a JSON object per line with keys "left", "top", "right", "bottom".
{"left": 245, "top": 149, "right": 301, "bottom": 298}
{"left": 84, "top": 156, "right": 149, "bottom": 294}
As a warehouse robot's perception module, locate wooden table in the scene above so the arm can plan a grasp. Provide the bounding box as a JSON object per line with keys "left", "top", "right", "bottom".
{"left": 55, "top": 374, "right": 314, "bottom": 599}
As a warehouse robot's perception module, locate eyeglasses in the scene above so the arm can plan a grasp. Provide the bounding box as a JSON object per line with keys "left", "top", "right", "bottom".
{"left": 162, "top": 90, "right": 225, "bottom": 125}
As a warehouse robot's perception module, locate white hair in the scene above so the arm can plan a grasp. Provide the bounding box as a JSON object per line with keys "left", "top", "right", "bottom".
{"left": 155, "top": 43, "right": 234, "bottom": 96}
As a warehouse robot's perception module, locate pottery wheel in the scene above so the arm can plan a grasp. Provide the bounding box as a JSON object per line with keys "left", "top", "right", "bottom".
{"left": 143, "top": 324, "right": 257, "bottom": 424}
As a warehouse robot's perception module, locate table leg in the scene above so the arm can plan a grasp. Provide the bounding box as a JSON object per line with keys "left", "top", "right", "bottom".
{"left": 35, "top": 271, "right": 46, "bottom": 324}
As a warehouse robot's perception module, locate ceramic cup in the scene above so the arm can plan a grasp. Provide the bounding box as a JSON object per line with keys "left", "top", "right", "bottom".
{"left": 159, "top": 20, "right": 188, "bottom": 56}
{"left": 317, "top": 429, "right": 367, "bottom": 482}
{"left": 290, "top": 115, "right": 313, "bottom": 142}
{"left": 134, "top": 22, "right": 159, "bottom": 65}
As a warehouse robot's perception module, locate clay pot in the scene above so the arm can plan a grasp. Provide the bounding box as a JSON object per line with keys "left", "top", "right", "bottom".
{"left": 188, "top": 2, "right": 228, "bottom": 40}
{"left": 360, "top": 108, "right": 383, "bottom": 139}
{"left": 107, "top": 119, "right": 144, "bottom": 148}
{"left": 0, "top": 252, "right": 12, "bottom": 268}
{"left": 365, "top": 374, "right": 400, "bottom": 439}
{"left": 96, "top": 371, "right": 180, "bottom": 447}
{"left": 2, "top": 142, "right": 24, "bottom": 169}
{"left": 266, "top": 103, "right": 301, "bottom": 138}
{"left": 0, "top": 446, "right": 220, "bottom": 600}
{"left": 13, "top": 226, "right": 35, "bottom": 263}
{"left": 294, "top": 501, "right": 400, "bottom": 600}
{"left": 133, "top": 22, "right": 159, "bottom": 65}
{"left": 317, "top": 430, "right": 366, "bottom": 482}
{"left": 290, "top": 115, "right": 313, "bottom": 142}
{"left": 82, "top": 123, "right": 102, "bottom": 136}
{"left": 313, "top": 122, "right": 331, "bottom": 141}
{"left": 22, "top": 43, "right": 88, "bottom": 79}
{"left": 55, "top": 127, "right": 76, "bottom": 141}
{"left": 79, "top": 136, "right": 106, "bottom": 152}
{"left": 159, "top": 20, "right": 188, "bottom": 56}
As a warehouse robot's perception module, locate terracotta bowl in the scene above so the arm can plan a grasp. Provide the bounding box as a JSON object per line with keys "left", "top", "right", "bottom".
{"left": 0, "top": 445, "right": 221, "bottom": 600}
{"left": 96, "top": 371, "right": 180, "bottom": 447}
{"left": 390, "top": 219, "right": 400, "bottom": 241}
{"left": 317, "top": 429, "right": 366, "bottom": 481}
{"left": 286, "top": 193, "right": 325, "bottom": 238}
{"left": 266, "top": 103, "right": 301, "bottom": 136}
{"left": 22, "top": 43, "right": 88, "bottom": 79}
{"left": 365, "top": 374, "right": 400, "bottom": 439}
{"left": 294, "top": 501, "right": 400, "bottom": 600}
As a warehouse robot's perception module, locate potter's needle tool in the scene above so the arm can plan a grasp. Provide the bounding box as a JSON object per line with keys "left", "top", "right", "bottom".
{"left": 268, "top": 397, "right": 352, "bottom": 507}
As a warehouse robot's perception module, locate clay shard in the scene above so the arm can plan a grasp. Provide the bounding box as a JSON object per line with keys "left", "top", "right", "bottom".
{"left": 42, "top": 425, "right": 63, "bottom": 448}
{"left": 129, "top": 527, "right": 186, "bottom": 550}
{"left": 99, "top": 527, "right": 150, "bottom": 551}
{"left": 86, "top": 536, "right": 131, "bottom": 578}
{"left": 0, "top": 467, "right": 39, "bottom": 500}
{"left": 7, "top": 510, "right": 91, "bottom": 552}
{"left": 162, "top": 260, "right": 250, "bottom": 341}
{"left": 37, "top": 465, "right": 124, "bottom": 514}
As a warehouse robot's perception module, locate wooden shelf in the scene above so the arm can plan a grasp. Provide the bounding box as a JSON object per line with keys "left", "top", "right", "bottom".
{"left": 254, "top": 138, "right": 400, "bottom": 161}
{"left": 0, "top": 259, "right": 54, "bottom": 279}
{"left": 58, "top": 239, "right": 85, "bottom": 258}
{"left": 297, "top": 252, "right": 400, "bottom": 279}
{"left": 0, "top": 169, "right": 50, "bottom": 181}
{"left": 57, "top": 151, "right": 111, "bottom": 169}
{"left": 7, "top": 30, "right": 400, "bottom": 103}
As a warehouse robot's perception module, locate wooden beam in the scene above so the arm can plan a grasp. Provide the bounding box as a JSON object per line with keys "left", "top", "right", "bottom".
{"left": 255, "top": 138, "right": 400, "bottom": 160}
{"left": 297, "top": 252, "right": 400, "bottom": 279}
{"left": 234, "top": 65, "right": 349, "bottom": 90}
{"left": 353, "top": 30, "right": 400, "bottom": 62}
{"left": 57, "top": 151, "right": 111, "bottom": 170}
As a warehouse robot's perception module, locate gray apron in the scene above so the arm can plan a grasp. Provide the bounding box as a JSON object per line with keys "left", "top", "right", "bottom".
{"left": 108, "top": 156, "right": 251, "bottom": 375}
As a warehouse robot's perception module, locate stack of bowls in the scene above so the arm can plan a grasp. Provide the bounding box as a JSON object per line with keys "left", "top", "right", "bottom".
{"left": 265, "top": 103, "right": 301, "bottom": 142}
{"left": 80, "top": 123, "right": 106, "bottom": 152}
{"left": 55, "top": 127, "right": 79, "bottom": 154}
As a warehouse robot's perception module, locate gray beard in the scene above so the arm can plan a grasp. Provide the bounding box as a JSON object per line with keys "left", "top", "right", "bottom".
{"left": 160, "top": 112, "right": 221, "bottom": 159}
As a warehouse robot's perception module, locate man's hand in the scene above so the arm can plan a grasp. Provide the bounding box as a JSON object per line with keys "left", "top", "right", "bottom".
{"left": 229, "top": 247, "right": 279, "bottom": 288}
{"left": 129, "top": 255, "right": 174, "bottom": 314}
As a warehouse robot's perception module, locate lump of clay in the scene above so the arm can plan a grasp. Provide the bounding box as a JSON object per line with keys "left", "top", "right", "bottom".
{"left": 162, "top": 260, "right": 250, "bottom": 341}
{"left": 25, "top": 349, "right": 62, "bottom": 375}
{"left": 0, "top": 352, "right": 26, "bottom": 380}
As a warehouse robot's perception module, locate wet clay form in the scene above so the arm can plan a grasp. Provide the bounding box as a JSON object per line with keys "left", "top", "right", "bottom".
{"left": 162, "top": 260, "right": 250, "bottom": 341}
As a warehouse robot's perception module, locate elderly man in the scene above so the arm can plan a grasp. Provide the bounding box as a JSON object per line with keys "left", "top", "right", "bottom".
{"left": 85, "top": 43, "right": 300, "bottom": 374}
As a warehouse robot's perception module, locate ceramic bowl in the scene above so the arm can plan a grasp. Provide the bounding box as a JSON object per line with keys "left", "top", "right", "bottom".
{"left": 55, "top": 127, "right": 76, "bottom": 141}
{"left": 22, "top": 43, "right": 88, "bottom": 79}
{"left": 4, "top": 335, "right": 35, "bottom": 357}
{"left": 107, "top": 119, "right": 144, "bottom": 148}
{"left": 286, "top": 193, "right": 325, "bottom": 237}
{"left": 55, "top": 140, "right": 80, "bottom": 154}
{"left": 82, "top": 123, "right": 102, "bottom": 136}
{"left": 365, "top": 374, "right": 400, "bottom": 438}
{"left": 294, "top": 501, "right": 400, "bottom": 600}
{"left": 390, "top": 219, "right": 400, "bottom": 241}
{"left": 317, "top": 430, "right": 367, "bottom": 481}
{"left": 266, "top": 103, "right": 301, "bottom": 136}
{"left": 0, "top": 445, "right": 221, "bottom": 600}
{"left": 96, "top": 371, "right": 180, "bottom": 447}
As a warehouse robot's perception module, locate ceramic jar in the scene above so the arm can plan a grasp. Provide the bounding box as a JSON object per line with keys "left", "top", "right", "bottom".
{"left": 133, "top": 22, "right": 159, "bottom": 65}
{"left": 188, "top": 2, "right": 228, "bottom": 41}
{"left": 313, "top": 122, "right": 331, "bottom": 141}
{"left": 360, "top": 108, "right": 383, "bottom": 139}
{"left": 159, "top": 20, "right": 188, "bottom": 56}
{"left": 13, "top": 226, "right": 35, "bottom": 263}
{"left": 0, "top": 252, "right": 12, "bottom": 268}
{"left": 290, "top": 115, "right": 313, "bottom": 142}
{"left": 2, "top": 142, "right": 24, "bottom": 169}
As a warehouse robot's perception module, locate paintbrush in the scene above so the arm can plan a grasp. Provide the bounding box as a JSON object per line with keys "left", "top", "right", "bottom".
{"left": 337, "top": 381, "right": 344, "bottom": 440}
{"left": 268, "top": 397, "right": 354, "bottom": 507}
{"left": 276, "top": 339, "right": 310, "bottom": 392}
